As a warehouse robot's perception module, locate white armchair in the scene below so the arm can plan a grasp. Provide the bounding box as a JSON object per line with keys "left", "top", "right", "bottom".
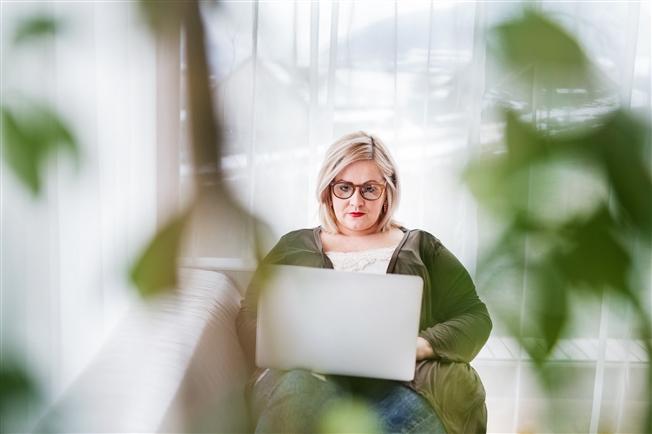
{"left": 39, "top": 267, "right": 253, "bottom": 433}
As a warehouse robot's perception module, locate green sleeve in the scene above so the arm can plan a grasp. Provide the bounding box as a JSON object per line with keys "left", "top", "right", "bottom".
{"left": 419, "top": 241, "right": 492, "bottom": 363}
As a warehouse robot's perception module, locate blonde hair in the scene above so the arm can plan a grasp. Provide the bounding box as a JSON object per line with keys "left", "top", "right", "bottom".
{"left": 316, "top": 131, "right": 401, "bottom": 234}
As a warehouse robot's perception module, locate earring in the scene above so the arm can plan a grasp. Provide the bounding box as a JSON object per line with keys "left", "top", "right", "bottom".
{"left": 383, "top": 202, "right": 388, "bottom": 213}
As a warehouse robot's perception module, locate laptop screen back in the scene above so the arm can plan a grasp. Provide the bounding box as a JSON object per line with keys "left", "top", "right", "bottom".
{"left": 256, "top": 265, "right": 423, "bottom": 381}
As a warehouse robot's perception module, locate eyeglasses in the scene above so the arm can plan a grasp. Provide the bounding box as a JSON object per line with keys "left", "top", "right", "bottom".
{"left": 330, "top": 181, "right": 386, "bottom": 201}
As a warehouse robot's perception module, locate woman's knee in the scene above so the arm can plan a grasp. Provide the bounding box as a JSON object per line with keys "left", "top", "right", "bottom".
{"left": 279, "top": 368, "right": 320, "bottom": 384}
{"left": 253, "top": 370, "right": 347, "bottom": 432}
{"left": 252, "top": 369, "right": 339, "bottom": 411}
{"left": 272, "top": 369, "right": 339, "bottom": 398}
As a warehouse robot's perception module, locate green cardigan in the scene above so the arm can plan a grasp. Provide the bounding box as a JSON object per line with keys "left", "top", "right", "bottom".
{"left": 236, "top": 226, "right": 492, "bottom": 434}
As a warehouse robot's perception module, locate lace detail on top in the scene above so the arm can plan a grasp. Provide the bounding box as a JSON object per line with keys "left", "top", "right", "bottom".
{"left": 325, "top": 246, "right": 396, "bottom": 274}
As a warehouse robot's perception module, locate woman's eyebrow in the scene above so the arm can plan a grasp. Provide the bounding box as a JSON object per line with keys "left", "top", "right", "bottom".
{"left": 334, "top": 178, "right": 382, "bottom": 183}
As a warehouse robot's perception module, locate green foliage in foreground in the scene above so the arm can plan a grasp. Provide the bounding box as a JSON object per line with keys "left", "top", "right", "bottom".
{"left": 468, "top": 8, "right": 652, "bottom": 432}
{"left": 1, "top": 102, "right": 79, "bottom": 196}
{"left": 0, "top": 358, "right": 39, "bottom": 434}
{"left": 2, "top": 13, "right": 77, "bottom": 197}
{"left": 12, "top": 15, "right": 63, "bottom": 46}
{"left": 129, "top": 207, "right": 193, "bottom": 297}
{"left": 318, "top": 398, "right": 382, "bottom": 434}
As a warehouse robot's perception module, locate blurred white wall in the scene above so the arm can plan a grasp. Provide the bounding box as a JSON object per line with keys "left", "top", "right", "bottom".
{"left": 1, "top": 1, "right": 157, "bottom": 430}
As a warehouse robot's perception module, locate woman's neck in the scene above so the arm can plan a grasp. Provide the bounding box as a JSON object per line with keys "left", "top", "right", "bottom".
{"left": 335, "top": 223, "right": 384, "bottom": 237}
{"left": 321, "top": 225, "right": 403, "bottom": 253}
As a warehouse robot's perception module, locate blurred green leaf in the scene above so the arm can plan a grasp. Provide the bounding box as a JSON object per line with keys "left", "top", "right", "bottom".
{"left": 463, "top": 154, "right": 513, "bottom": 215}
{"left": 493, "top": 260, "right": 568, "bottom": 364}
{"left": 0, "top": 359, "right": 38, "bottom": 415}
{"left": 555, "top": 206, "right": 631, "bottom": 294}
{"left": 318, "top": 398, "right": 382, "bottom": 434}
{"left": 594, "top": 112, "right": 652, "bottom": 236}
{"left": 492, "top": 10, "right": 589, "bottom": 88}
{"left": 533, "top": 262, "right": 568, "bottom": 355}
{"left": 138, "top": 0, "right": 185, "bottom": 37}
{"left": 129, "top": 207, "right": 192, "bottom": 298}
{"left": 499, "top": 315, "right": 549, "bottom": 367}
{"left": 1, "top": 103, "right": 79, "bottom": 196}
{"left": 475, "top": 9, "right": 652, "bottom": 432}
{"left": 505, "top": 110, "right": 549, "bottom": 167}
{"left": 12, "top": 15, "right": 62, "bottom": 46}
{"left": 2, "top": 108, "right": 40, "bottom": 193}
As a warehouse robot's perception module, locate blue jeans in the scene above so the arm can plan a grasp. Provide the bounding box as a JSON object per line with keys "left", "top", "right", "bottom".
{"left": 250, "top": 369, "right": 447, "bottom": 433}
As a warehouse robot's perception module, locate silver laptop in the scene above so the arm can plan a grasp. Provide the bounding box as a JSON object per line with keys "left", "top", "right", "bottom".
{"left": 256, "top": 264, "right": 424, "bottom": 381}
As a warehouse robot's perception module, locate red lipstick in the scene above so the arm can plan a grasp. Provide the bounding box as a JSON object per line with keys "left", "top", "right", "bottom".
{"left": 349, "top": 212, "right": 365, "bottom": 217}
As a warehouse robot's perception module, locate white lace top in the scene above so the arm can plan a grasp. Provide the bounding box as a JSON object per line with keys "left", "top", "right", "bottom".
{"left": 325, "top": 246, "right": 397, "bottom": 274}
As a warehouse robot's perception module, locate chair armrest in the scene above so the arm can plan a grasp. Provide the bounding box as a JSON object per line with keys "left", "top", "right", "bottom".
{"left": 38, "top": 268, "right": 249, "bottom": 433}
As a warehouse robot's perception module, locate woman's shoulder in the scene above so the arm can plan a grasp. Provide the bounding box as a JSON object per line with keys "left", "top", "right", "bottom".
{"left": 405, "top": 230, "right": 470, "bottom": 276}
{"left": 262, "top": 228, "right": 320, "bottom": 264}
{"left": 279, "top": 227, "right": 318, "bottom": 242}
{"left": 405, "top": 227, "right": 443, "bottom": 250}
{"left": 273, "top": 228, "right": 320, "bottom": 250}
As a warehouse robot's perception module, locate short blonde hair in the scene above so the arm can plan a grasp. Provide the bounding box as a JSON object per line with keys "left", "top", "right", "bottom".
{"left": 316, "top": 131, "right": 401, "bottom": 234}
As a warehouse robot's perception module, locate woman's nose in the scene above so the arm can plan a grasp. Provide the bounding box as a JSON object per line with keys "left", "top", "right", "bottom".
{"left": 349, "top": 188, "right": 365, "bottom": 205}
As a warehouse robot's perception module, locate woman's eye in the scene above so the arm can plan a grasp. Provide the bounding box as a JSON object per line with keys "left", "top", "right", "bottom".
{"left": 363, "top": 185, "right": 378, "bottom": 193}
{"left": 337, "top": 184, "right": 351, "bottom": 192}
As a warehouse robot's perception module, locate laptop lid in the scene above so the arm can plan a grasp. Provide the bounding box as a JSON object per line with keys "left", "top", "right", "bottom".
{"left": 256, "top": 264, "right": 424, "bottom": 381}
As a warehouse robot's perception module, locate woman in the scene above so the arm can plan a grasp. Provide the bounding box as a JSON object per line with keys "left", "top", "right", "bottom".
{"left": 236, "top": 131, "right": 492, "bottom": 433}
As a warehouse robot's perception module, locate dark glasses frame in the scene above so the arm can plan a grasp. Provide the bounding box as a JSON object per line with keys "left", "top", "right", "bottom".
{"left": 329, "top": 181, "right": 386, "bottom": 201}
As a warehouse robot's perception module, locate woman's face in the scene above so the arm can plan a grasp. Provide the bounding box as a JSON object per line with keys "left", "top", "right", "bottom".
{"left": 331, "top": 160, "right": 386, "bottom": 236}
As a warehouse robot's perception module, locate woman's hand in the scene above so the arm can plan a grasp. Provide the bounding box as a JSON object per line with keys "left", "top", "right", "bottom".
{"left": 416, "top": 336, "right": 435, "bottom": 361}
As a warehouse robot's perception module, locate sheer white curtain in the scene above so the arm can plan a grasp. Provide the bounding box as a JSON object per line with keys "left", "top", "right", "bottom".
{"left": 200, "top": 1, "right": 651, "bottom": 432}
{"left": 1, "top": 1, "right": 157, "bottom": 430}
